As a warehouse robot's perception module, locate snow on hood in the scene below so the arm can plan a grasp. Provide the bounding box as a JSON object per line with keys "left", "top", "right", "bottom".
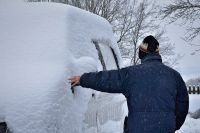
{"left": 0, "top": 1, "right": 121, "bottom": 133}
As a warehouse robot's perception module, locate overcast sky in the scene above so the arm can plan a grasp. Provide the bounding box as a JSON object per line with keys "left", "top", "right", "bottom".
{"left": 166, "top": 24, "right": 200, "bottom": 81}
{"left": 157, "top": 0, "right": 200, "bottom": 81}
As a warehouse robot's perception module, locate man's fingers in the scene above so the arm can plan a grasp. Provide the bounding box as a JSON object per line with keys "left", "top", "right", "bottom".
{"left": 69, "top": 78, "right": 75, "bottom": 82}
{"left": 68, "top": 77, "right": 76, "bottom": 82}
{"left": 71, "top": 82, "right": 76, "bottom": 87}
{"left": 68, "top": 76, "right": 80, "bottom": 86}
{"left": 71, "top": 81, "right": 78, "bottom": 87}
{"left": 68, "top": 77, "right": 75, "bottom": 80}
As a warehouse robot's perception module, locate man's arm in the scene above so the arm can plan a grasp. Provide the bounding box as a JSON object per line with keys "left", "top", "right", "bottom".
{"left": 175, "top": 74, "right": 189, "bottom": 130}
{"left": 69, "top": 68, "right": 129, "bottom": 95}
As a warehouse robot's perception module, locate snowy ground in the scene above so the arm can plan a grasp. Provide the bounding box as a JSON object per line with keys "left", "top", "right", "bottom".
{"left": 176, "top": 116, "right": 200, "bottom": 133}
{"left": 176, "top": 94, "right": 200, "bottom": 133}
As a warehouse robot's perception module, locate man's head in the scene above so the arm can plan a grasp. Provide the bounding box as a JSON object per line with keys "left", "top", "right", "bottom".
{"left": 139, "top": 35, "right": 159, "bottom": 59}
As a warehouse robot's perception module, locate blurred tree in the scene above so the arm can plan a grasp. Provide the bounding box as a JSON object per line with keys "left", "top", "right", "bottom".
{"left": 114, "top": 0, "right": 179, "bottom": 67}
{"left": 186, "top": 77, "right": 200, "bottom": 86}
{"left": 160, "top": 0, "right": 200, "bottom": 52}
{"left": 26, "top": 0, "right": 180, "bottom": 67}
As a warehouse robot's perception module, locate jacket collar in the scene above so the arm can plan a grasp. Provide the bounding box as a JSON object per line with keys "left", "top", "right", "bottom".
{"left": 141, "top": 53, "right": 162, "bottom": 64}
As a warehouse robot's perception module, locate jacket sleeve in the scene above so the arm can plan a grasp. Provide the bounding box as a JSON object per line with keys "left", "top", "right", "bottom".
{"left": 79, "top": 68, "right": 129, "bottom": 95}
{"left": 175, "top": 73, "right": 189, "bottom": 130}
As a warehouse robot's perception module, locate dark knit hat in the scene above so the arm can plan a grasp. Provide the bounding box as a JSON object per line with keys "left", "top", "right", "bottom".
{"left": 139, "top": 35, "right": 159, "bottom": 53}
{"left": 138, "top": 35, "right": 159, "bottom": 59}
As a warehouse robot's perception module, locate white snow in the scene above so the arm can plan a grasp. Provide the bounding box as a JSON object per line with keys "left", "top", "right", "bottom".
{"left": 189, "top": 94, "right": 200, "bottom": 113}
{"left": 0, "top": 1, "right": 123, "bottom": 133}
{"left": 176, "top": 94, "right": 200, "bottom": 133}
{"left": 176, "top": 115, "right": 200, "bottom": 133}
{"left": 98, "top": 43, "right": 118, "bottom": 70}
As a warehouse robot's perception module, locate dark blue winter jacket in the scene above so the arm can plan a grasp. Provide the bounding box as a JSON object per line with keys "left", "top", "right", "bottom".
{"left": 80, "top": 53, "right": 189, "bottom": 133}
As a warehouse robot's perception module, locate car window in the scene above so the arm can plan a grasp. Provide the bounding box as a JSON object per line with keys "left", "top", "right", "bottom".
{"left": 92, "top": 40, "right": 119, "bottom": 71}
{"left": 98, "top": 43, "right": 119, "bottom": 70}
{"left": 92, "top": 40, "right": 107, "bottom": 70}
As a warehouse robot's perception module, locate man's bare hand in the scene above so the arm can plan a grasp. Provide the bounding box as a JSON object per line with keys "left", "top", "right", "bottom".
{"left": 68, "top": 76, "right": 81, "bottom": 87}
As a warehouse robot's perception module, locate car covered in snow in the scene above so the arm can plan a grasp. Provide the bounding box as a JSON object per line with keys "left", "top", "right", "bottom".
{"left": 0, "top": 1, "right": 126, "bottom": 133}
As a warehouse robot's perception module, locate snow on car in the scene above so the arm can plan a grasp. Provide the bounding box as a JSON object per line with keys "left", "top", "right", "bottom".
{"left": 0, "top": 1, "right": 126, "bottom": 133}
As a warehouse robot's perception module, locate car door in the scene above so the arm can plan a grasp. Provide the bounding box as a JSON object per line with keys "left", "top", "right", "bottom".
{"left": 83, "top": 40, "right": 125, "bottom": 133}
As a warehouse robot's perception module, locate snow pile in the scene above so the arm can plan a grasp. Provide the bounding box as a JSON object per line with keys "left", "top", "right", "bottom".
{"left": 176, "top": 116, "right": 200, "bottom": 133}
{"left": 176, "top": 94, "right": 200, "bottom": 133}
{"left": 0, "top": 1, "right": 122, "bottom": 133}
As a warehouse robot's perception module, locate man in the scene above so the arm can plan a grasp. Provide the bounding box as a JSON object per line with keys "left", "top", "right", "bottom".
{"left": 69, "top": 35, "right": 189, "bottom": 133}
